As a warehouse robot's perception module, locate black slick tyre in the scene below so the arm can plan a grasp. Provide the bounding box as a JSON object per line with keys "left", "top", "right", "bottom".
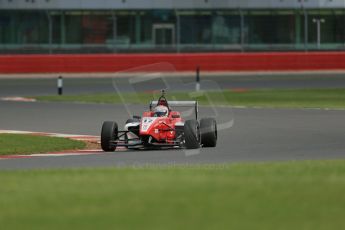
{"left": 184, "top": 120, "right": 200, "bottom": 149}
{"left": 200, "top": 118, "right": 217, "bottom": 147}
{"left": 101, "top": 121, "right": 118, "bottom": 152}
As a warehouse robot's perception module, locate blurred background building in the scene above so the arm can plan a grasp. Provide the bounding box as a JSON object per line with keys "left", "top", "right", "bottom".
{"left": 0, "top": 0, "right": 344, "bottom": 54}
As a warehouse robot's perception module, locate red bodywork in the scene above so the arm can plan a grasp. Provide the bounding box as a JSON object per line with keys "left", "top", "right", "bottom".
{"left": 139, "top": 111, "right": 183, "bottom": 143}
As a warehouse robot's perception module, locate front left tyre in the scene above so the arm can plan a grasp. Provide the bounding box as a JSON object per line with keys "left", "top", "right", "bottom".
{"left": 184, "top": 120, "right": 201, "bottom": 149}
{"left": 101, "top": 121, "right": 118, "bottom": 152}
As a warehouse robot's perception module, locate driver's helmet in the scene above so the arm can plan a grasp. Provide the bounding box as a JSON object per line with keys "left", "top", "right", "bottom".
{"left": 153, "top": 105, "right": 169, "bottom": 117}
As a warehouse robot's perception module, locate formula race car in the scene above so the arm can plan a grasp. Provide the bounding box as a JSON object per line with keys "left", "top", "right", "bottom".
{"left": 101, "top": 91, "right": 217, "bottom": 151}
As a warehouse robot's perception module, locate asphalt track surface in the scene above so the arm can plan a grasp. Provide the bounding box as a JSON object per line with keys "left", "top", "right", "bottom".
{"left": 1, "top": 100, "right": 345, "bottom": 169}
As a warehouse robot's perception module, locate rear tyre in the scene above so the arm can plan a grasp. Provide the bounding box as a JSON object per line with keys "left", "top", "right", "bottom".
{"left": 200, "top": 118, "right": 217, "bottom": 147}
{"left": 101, "top": 121, "right": 118, "bottom": 152}
{"left": 184, "top": 120, "right": 200, "bottom": 149}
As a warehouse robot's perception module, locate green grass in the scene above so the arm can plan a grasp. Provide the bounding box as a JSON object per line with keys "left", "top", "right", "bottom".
{"left": 34, "top": 88, "right": 345, "bottom": 109}
{"left": 1, "top": 160, "right": 345, "bottom": 230}
{"left": 0, "top": 134, "right": 86, "bottom": 155}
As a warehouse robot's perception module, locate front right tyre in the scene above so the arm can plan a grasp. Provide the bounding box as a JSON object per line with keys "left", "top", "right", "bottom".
{"left": 101, "top": 121, "right": 118, "bottom": 152}
{"left": 200, "top": 118, "right": 217, "bottom": 147}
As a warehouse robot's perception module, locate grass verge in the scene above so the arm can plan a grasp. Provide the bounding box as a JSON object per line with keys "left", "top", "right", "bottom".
{"left": 1, "top": 160, "right": 345, "bottom": 230}
{"left": 34, "top": 88, "right": 345, "bottom": 109}
{"left": 0, "top": 134, "right": 86, "bottom": 155}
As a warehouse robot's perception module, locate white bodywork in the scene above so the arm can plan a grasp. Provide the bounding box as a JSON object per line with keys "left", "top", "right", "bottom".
{"left": 124, "top": 122, "right": 140, "bottom": 131}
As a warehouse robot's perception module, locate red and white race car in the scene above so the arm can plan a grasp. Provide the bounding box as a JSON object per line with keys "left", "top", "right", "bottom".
{"left": 101, "top": 91, "right": 217, "bottom": 151}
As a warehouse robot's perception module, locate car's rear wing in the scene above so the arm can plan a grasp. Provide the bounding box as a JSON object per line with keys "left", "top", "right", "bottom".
{"left": 150, "top": 100, "right": 199, "bottom": 120}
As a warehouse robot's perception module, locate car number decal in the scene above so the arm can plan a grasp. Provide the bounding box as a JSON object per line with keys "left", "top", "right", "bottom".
{"left": 141, "top": 117, "right": 157, "bottom": 132}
